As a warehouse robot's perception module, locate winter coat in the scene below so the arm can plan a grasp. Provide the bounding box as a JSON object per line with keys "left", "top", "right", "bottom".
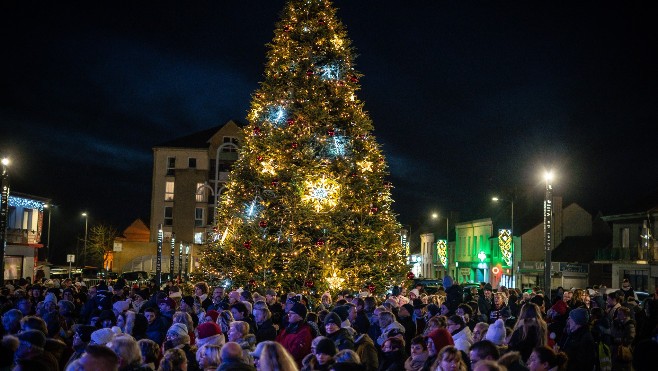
{"left": 236, "top": 334, "right": 257, "bottom": 365}
{"left": 327, "top": 327, "right": 355, "bottom": 351}
{"left": 255, "top": 318, "right": 277, "bottom": 343}
{"left": 451, "top": 326, "right": 473, "bottom": 353}
{"left": 355, "top": 333, "right": 379, "bottom": 371}
{"left": 276, "top": 321, "right": 313, "bottom": 366}
{"left": 378, "top": 349, "right": 406, "bottom": 371}
{"left": 353, "top": 310, "right": 371, "bottom": 335}
{"left": 377, "top": 321, "right": 405, "bottom": 346}
{"left": 558, "top": 325, "right": 596, "bottom": 371}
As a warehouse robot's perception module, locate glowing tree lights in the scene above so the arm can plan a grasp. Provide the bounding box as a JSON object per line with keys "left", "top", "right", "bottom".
{"left": 201, "top": 0, "right": 408, "bottom": 293}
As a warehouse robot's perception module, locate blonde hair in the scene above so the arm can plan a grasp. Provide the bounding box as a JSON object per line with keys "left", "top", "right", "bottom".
{"left": 230, "top": 320, "right": 250, "bottom": 337}
{"left": 196, "top": 344, "right": 221, "bottom": 369}
{"left": 432, "top": 345, "right": 467, "bottom": 371}
{"left": 108, "top": 334, "right": 141, "bottom": 367}
{"left": 173, "top": 311, "right": 194, "bottom": 333}
{"left": 256, "top": 341, "right": 298, "bottom": 371}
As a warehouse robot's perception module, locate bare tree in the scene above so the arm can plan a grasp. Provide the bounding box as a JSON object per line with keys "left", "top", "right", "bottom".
{"left": 86, "top": 224, "right": 118, "bottom": 269}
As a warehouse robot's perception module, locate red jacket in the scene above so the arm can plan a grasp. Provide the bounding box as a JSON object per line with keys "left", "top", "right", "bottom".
{"left": 276, "top": 321, "right": 313, "bottom": 365}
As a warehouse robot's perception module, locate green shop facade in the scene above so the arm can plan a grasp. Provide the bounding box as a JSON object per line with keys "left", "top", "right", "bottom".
{"left": 448, "top": 218, "right": 516, "bottom": 289}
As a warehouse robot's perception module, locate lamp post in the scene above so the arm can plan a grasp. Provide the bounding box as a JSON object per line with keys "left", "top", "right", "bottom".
{"left": 0, "top": 158, "right": 10, "bottom": 286}
{"left": 492, "top": 197, "right": 514, "bottom": 286}
{"left": 431, "top": 212, "right": 450, "bottom": 279}
{"left": 43, "top": 203, "right": 54, "bottom": 262}
{"left": 543, "top": 171, "right": 554, "bottom": 300}
{"left": 82, "top": 212, "right": 88, "bottom": 267}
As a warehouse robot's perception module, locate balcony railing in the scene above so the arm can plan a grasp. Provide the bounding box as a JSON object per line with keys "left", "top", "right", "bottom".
{"left": 595, "top": 247, "right": 657, "bottom": 261}
{"left": 7, "top": 229, "right": 40, "bottom": 244}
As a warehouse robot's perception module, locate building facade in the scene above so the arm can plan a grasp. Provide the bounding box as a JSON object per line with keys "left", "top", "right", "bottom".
{"left": 592, "top": 210, "right": 658, "bottom": 293}
{"left": 517, "top": 198, "right": 594, "bottom": 290}
{"left": 5, "top": 192, "right": 50, "bottom": 280}
{"left": 150, "top": 120, "right": 244, "bottom": 273}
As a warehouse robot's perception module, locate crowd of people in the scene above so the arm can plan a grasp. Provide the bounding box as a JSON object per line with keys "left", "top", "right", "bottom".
{"left": 1, "top": 275, "right": 658, "bottom": 371}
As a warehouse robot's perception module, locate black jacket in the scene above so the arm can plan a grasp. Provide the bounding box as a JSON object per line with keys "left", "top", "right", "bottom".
{"left": 558, "top": 325, "right": 596, "bottom": 371}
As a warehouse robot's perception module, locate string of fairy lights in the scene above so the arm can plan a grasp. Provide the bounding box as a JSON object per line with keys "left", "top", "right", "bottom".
{"left": 199, "top": 0, "right": 409, "bottom": 294}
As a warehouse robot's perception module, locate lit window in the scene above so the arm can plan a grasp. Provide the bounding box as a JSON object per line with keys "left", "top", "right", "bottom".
{"left": 164, "top": 207, "right": 173, "bottom": 226}
{"left": 165, "top": 181, "right": 175, "bottom": 201}
{"left": 194, "top": 232, "right": 204, "bottom": 244}
{"left": 195, "top": 207, "right": 204, "bottom": 227}
{"left": 196, "top": 183, "right": 205, "bottom": 202}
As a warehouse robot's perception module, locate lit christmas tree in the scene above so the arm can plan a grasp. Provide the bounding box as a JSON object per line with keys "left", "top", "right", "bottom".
{"left": 202, "top": 0, "right": 409, "bottom": 294}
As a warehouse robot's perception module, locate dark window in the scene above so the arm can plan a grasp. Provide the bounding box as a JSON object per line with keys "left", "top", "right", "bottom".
{"left": 188, "top": 158, "right": 197, "bottom": 168}
{"left": 164, "top": 207, "right": 173, "bottom": 226}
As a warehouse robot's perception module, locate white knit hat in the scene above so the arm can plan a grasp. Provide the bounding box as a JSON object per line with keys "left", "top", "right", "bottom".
{"left": 91, "top": 328, "right": 115, "bottom": 345}
{"left": 485, "top": 319, "right": 506, "bottom": 346}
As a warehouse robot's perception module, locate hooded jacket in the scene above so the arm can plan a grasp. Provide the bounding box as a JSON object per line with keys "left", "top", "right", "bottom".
{"left": 354, "top": 333, "right": 379, "bottom": 371}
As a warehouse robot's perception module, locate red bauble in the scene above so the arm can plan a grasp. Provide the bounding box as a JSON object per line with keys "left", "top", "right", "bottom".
{"left": 349, "top": 75, "right": 359, "bottom": 83}
{"left": 327, "top": 129, "right": 335, "bottom": 136}
{"left": 271, "top": 179, "right": 279, "bottom": 187}
{"left": 318, "top": 19, "right": 326, "bottom": 25}
{"left": 407, "top": 272, "right": 415, "bottom": 280}
{"left": 316, "top": 239, "right": 325, "bottom": 246}
{"left": 377, "top": 250, "right": 383, "bottom": 257}
{"left": 257, "top": 156, "right": 263, "bottom": 162}
{"left": 253, "top": 127, "right": 261, "bottom": 135}
{"left": 370, "top": 207, "right": 378, "bottom": 213}
{"left": 259, "top": 220, "right": 268, "bottom": 228}
{"left": 243, "top": 241, "right": 252, "bottom": 250}
{"left": 286, "top": 118, "right": 295, "bottom": 126}
{"left": 306, "top": 69, "right": 314, "bottom": 76}
{"left": 368, "top": 284, "right": 376, "bottom": 293}
{"left": 291, "top": 142, "right": 298, "bottom": 149}
{"left": 249, "top": 279, "right": 256, "bottom": 286}
{"left": 305, "top": 280, "right": 314, "bottom": 288}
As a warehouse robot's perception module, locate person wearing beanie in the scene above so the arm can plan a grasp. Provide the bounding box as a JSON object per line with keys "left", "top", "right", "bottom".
{"left": 484, "top": 318, "right": 506, "bottom": 346}
{"left": 325, "top": 311, "right": 355, "bottom": 351}
{"left": 423, "top": 328, "right": 454, "bottom": 370}
{"left": 91, "top": 327, "right": 116, "bottom": 346}
{"left": 197, "top": 322, "right": 225, "bottom": 348}
{"left": 204, "top": 309, "right": 221, "bottom": 324}
{"left": 557, "top": 307, "right": 596, "bottom": 370}
{"left": 112, "top": 300, "right": 130, "bottom": 316}
{"left": 314, "top": 337, "right": 337, "bottom": 369}
{"left": 165, "top": 324, "right": 199, "bottom": 371}
{"left": 166, "top": 322, "right": 191, "bottom": 347}
{"left": 276, "top": 298, "right": 313, "bottom": 366}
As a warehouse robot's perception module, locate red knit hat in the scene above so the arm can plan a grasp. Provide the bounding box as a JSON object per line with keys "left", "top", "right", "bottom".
{"left": 197, "top": 322, "right": 222, "bottom": 339}
{"left": 426, "top": 328, "right": 454, "bottom": 353}
{"left": 205, "top": 310, "right": 220, "bottom": 323}
{"left": 551, "top": 300, "right": 568, "bottom": 316}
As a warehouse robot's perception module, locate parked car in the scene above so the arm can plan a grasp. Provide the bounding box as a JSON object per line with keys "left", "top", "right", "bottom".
{"left": 120, "top": 271, "right": 150, "bottom": 281}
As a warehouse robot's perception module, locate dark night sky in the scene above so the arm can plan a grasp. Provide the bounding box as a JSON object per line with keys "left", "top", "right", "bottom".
{"left": 2, "top": 1, "right": 657, "bottom": 263}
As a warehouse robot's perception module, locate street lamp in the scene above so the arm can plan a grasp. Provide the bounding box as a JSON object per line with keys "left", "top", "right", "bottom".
{"left": 492, "top": 197, "right": 514, "bottom": 286}
{"left": 0, "top": 158, "right": 10, "bottom": 286}
{"left": 82, "top": 212, "right": 88, "bottom": 267}
{"left": 43, "top": 203, "right": 55, "bottom": 262}
{"left": 543, "top": 170, "right": 554, "bottom": 300}
{"left": 431, "top": 212, "right": 449, "bottom": 241}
